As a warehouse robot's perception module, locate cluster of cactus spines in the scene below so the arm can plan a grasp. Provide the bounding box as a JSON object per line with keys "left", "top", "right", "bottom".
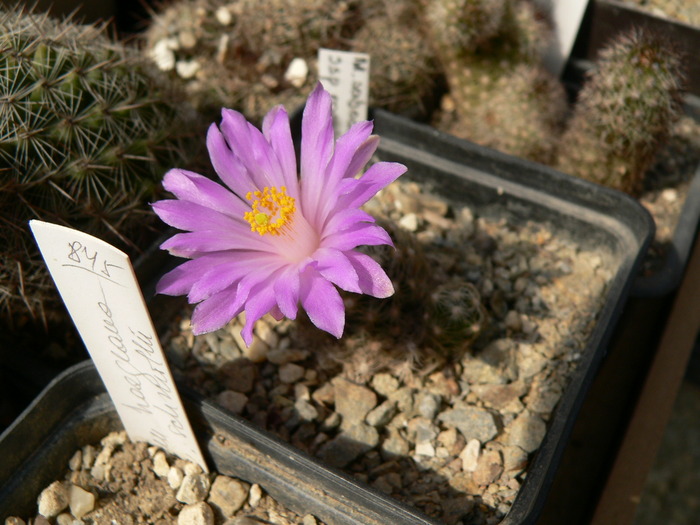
{"left": 350, "top": 2, "right": 439, "bottom": 117}
{"left": 0, "top": 6, "right": 198, "bottom": 325}
{"left": 555, "top": 28, "right": 685, "bottom": 194}
{"left": 144, "top": 0, "right": 357, "bottom": 123}
{"left": 424, "top": 0, "right": 567, "bottom": 163}
{"left": 428, "top": 280, "right": 485, "bottom": 354}
{"left": 422, "top": 0, "right": 508, "bottom": 56}
{"left": 338, "top": 217, "right": 486, "bottom": 371}
{"left": 345, "top": 219, "right": 433, "bottom": 345}
{"left": 443, "top": 61, "right": 567, "bottom": 163}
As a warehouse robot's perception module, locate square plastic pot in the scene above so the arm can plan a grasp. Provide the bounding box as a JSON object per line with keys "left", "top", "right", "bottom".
{"left": 1, "top": 109, "right": 654, "bottom": 525}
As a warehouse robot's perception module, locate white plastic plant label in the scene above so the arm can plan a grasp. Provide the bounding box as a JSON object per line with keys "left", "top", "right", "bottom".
{"left": 30, "top": 220, "right": 208, "bottom": 471}
{"left": 535, "top": 0, "right": 589, "bottom": 77}
{"left": 318, "top": 48, "right": 370, "bottom": 136}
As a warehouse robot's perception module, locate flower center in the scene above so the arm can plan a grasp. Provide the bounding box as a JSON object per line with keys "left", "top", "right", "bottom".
{"left": 244, "top": 186, "right": 296, "bottom": 236}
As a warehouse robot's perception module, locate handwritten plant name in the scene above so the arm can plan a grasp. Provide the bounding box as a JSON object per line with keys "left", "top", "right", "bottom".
{"left": 96, "top": 284, "right": 198, "bottom": 462}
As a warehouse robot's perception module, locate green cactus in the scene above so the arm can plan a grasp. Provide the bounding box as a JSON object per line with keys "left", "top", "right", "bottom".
{"left": 0, "top": 7, "right": 199, "bottom": 325}
{"left": 555, "top": 28, "right": 685, "bottom": 194}
{"left": 425, "top": 0, "right": 567, "bottom": 163}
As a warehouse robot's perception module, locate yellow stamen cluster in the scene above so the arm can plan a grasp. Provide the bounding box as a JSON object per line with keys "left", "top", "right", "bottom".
{"left": 244, "top": 186, "right": 296, "bottom": 235}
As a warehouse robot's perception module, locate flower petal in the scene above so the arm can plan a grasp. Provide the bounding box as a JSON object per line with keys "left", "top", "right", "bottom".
{"left": 345, "top": 251, "right": 395, "bottom": 298}
{"left": 299, "top": 266, "right": 345, "bottom": 339}
{"left": 314, "top": 247, "right": 360, "bottom": 293}
{"left": 162, "top": 168, "right": 248, "bottom": 217}
{"left": 190, "top": 282, "right": 246, "bottom": 335}
{"left": 323, "top": 222, "right": 393, "bottom": 251}
{"left": 273, "top": 266, "right": 300, "bottom": 319}
{"left": 156, "top": 253, "right": 236, "bottom": 296}
{"left": 221, "top": 108, "right": 287, "bottom": 190}
{"left": 300, "top": 83, "right": 335, "bottom": 217}
{"left": 315, "top": 124, "right": 379, "bottom": 225}
{"left": 162, "top": 222, "right": 280, "bottom": 252}
{"left": 322, "top": 207, "right": 375, "bottom": 235}
{"left": 188, "top": 254, "right": 282, "bottom": 303}
{"left": 262, "top": 105, "right": 299, "bottom": 198}
{"left": 151, "top": 199, "right": 245, "bottom": 232}
{"left": 338, "top": 162, "right": 407, "bottom": 209}
{"left": 207, "top": 122, "right": 255, "bottom": 198}
{"left": 240, "top": 281, "right": 278, "bottom": 345}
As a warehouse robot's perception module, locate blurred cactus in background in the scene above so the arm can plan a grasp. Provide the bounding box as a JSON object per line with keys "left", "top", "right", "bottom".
{"left": 351, "top": 1, "right": 439, "bottom": 118}
{"left": 144, "top": 0, "right": 356, "bottom": 123}
{"left": 424, "top": 0, "right": 567, "bottom": 163}
{"left": 0, "top": 6, "right": 199, "bottom": 326}
{"left": 144, "top": 0, "right": 442, "bottom": 123}
{"left": 556, "top": 28, "right": 685, "bottom": 194}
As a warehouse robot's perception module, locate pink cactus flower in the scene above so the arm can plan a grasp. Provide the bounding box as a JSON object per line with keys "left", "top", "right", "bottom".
{"left": 152, "top": 83, "right": 406, "bottom": 345}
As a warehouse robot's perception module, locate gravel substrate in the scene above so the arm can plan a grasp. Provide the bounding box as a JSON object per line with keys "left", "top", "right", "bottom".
{"left": 6, "top": 431, "right": 321, "bottom": 525}
{"left": 158, "top": 176, "right": 614, "bottom": 525}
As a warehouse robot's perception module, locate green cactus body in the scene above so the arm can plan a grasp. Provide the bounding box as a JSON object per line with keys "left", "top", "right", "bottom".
{"left": 0, "top": 7, "right": 197, "bottom": 324}
{"left": 556, "top": 29, "right": 684, "bottom": 194}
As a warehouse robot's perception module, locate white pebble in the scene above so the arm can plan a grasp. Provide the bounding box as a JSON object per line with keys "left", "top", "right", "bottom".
{"left": 68, "top": 450, "right": 82, "bottom": 471}
{"left": 460, "top": 439, "right": 481, "bottom": 472}
{"left": 248, "top": 483, "right": 263, "bottom": 507}
{"left": 176, "top": 473, "right": 211, "bottom": 504}
{"left": 168, "top": 466, "right": 185, "bottom": 489}
{"left": 415, "top": 441, "right": 435, "bottom": 457}
{"left": 68, "top": 484, "right": 95, "bottom": 519}
{"left": 184, "top": 462, "right": 203, "bottom": 476}
{"left": 37, "top": 481, "right": 69, "bottom": 518}
{"left": 178, "top": 501, "right": 214, "bottom": 525}
{"left": 152, "top": 451, "right": 170, "bottom": 478}
{"left": 150, "top": 38, "right": 179, "bottom": 71}
{"left": 661, "top": 188, "right": 678, "bottom": 202}
{"left": 398, "top": 213, "right": 419, "bottom": 232}
{"left": 215, "top": 6, "right": 233, "bottom": 25}
{"left": 176, "top": 60, "right": 201, "bottom": 79}
{"left": 284, "top": 58, "right": 309, "bottom": 88}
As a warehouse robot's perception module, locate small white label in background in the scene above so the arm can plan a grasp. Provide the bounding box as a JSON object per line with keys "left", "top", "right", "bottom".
{"left": 30, "top": 220, "right": 208, "bottom": 471}
{"left": 318, "top": 48, "right": 370, "bottom": 136}
{"left": 535, "top": 0, "right": 589, "bottom": 78}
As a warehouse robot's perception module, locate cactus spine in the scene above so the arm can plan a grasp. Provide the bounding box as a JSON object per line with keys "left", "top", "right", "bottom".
{"left": 425, "top": 0, "right": 567, "bottom": 163}
{"left": 556, "top": 28, "right": 685, "bottom": 194}
{"left": 0, "top": 7, "right": 198, "bottom": 325}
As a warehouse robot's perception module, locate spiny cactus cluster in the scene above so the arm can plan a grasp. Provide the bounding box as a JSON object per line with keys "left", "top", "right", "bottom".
{"left": 144, "top": 0, "right": 356, "bottom": 123}
{"left": 350, "top": 1, "right": 438, "bottom": 117}
{"left": 428, "top": 280, "right": 484, "bottom": 354}
{"left": 425, "top": 0, "right": 567, "bottom": 163}
{"left": 0, "top": 7, "right": 199, "bottom": 325}
{"left": 339, "top": 218, "right": 485, "bottom": 372}
{"left": 556, "top": 28, "right": 685, "bottom": 194}
{"left": 144, "top": 0, "right": 442, "bottom": 123}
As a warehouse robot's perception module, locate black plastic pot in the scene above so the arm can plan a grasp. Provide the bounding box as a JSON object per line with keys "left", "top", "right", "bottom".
{"left": 1, "top": 109, "right": 653, "bottom": 525}
{"left": 0, "top": 360, "right": 439, "bottom": 524}
{"left": 538, "top": 6, "right": 700, "bottom": 521}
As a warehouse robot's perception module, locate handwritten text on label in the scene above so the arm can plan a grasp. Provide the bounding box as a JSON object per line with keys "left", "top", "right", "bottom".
{"left": 30, "top": 220, "right": 207, "bottom": 470}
